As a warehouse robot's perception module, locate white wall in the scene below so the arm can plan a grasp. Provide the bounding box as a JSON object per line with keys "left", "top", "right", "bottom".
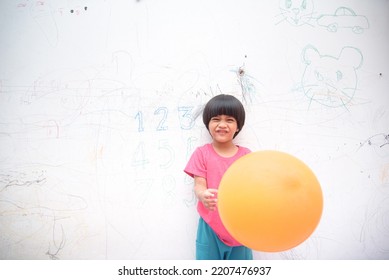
{"left": 0, "top": 0, "right": 388, "bottom": 259}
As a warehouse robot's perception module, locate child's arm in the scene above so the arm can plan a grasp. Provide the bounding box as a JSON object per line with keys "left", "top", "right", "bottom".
{"left": 194, "top": 176, "right": 218, "bottom": 211}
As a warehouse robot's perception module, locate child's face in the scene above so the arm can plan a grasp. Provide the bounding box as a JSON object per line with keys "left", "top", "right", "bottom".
{"left": 208, "top": 114, "right": 239, "bottom": 143}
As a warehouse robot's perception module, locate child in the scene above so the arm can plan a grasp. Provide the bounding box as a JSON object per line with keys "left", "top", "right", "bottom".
{"left": 184, "top": 94, "right": 253, "bottom": 260}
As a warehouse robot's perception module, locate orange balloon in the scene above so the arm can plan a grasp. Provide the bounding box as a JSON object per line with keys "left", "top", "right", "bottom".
{"left": 218, "top": 150, "right": 323, "bottom": 252}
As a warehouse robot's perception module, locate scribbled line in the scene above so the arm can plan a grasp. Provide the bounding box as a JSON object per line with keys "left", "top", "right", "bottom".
{"left": 46, "top": 221, "right": 66, "bottom": 260}
{"left": 0, "top": 171, "right": 88, "bottom": 212}
{"left": 236, "top": 66, "right": 257, "bottom": 104}
{"left": 359, "top": 133, "right": 389, "bottom": 149}
{"left": 0, "top": 172, "right": 46, "bottom": 192}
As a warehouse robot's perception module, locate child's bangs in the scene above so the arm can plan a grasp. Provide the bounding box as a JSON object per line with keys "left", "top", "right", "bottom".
{"left": 208, "top": 100, "right": 239, "bottom": 119}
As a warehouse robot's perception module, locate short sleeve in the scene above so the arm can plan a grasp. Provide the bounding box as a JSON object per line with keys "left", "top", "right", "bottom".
{"left": 184, "top": 147, "right": 207, "bottom": 179}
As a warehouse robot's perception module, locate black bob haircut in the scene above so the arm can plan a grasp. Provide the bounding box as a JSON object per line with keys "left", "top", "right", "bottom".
{"left": 202, "top": 94, "right": 246, "bottom": 138}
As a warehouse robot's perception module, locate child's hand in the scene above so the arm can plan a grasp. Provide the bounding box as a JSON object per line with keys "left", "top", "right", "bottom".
{"left": 199, "top": 189, "right": 218, "bottom": 211}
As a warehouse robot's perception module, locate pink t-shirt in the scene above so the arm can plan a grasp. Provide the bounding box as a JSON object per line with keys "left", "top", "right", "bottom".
{"left": 184, "top": 143, "right": 251, "bottom": 246}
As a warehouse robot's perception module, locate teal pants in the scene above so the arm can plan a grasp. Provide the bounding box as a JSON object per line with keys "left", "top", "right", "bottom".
{"left": 196, "top": 218, "right": 253, "bottom": 260}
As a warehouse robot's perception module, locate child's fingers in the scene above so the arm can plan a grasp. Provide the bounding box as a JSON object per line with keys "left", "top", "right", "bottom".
{"left": 205, "top": 189, "right": 218, "bottom": 198}
{"left": 206, "top": 198, "right": 218, "bottom": 210}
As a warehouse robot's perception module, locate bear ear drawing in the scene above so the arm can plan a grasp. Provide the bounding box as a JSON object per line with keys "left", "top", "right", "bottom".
{"left": 339, "top": 47, "right": 363, "bottom": 69}
{"left": 302, "top": 45, "right": 321, "bottom": 65}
